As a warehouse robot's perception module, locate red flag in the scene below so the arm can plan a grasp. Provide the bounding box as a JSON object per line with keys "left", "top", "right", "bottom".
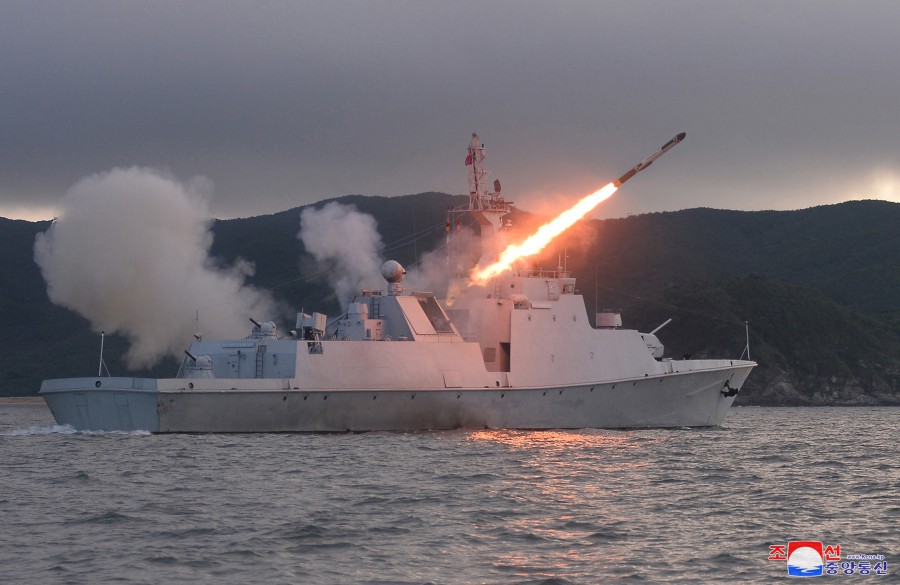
{"left": 465, "top": 153, "right": 473, "bottom": 166}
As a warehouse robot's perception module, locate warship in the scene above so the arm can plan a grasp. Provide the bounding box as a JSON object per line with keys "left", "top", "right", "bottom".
{"left": 41, "top": 133, "right": 755, "bottom": 432}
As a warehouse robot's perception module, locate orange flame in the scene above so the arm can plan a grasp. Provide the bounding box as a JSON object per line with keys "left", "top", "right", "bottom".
{"left": 469, "top": 182, "right": 618, "bottom": 284}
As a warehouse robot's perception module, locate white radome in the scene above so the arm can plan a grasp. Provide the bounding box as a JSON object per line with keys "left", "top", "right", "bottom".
{"left": 381, "top": 260, "right": 406, "bottom": 283}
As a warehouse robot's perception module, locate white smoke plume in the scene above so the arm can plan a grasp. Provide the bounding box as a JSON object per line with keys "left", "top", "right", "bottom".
{"left": 34, "top": 167, "right": 276, "bottom": 369}
{"left": 298, "top": 202, "right": 385, "bottom": 310}
{"left": 403, "top": 226, "right": 479, "bottom": 299}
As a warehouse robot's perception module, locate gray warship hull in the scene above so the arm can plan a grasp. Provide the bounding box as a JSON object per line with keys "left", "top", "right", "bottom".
{"left": 41, "top": 360, "right": 753, "bottom": 432}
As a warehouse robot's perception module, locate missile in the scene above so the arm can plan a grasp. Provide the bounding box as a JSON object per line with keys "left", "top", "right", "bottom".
{"left": 613, "top": 132, "right": 686, "bottom": 187}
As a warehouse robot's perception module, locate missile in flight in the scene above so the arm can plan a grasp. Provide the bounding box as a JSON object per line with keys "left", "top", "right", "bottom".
{"left": 613, "top": 132, "right": 686, "bottom": 187}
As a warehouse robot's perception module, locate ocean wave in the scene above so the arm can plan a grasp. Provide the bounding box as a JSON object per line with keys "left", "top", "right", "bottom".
{"left": 2, "top": 405, "right": 897, "bottom": 584}
{"left": 1, "top": 424, "right": 77, "bottom": 436}
{"left": 1, "top": 425, "right": 152, "bottom": 437}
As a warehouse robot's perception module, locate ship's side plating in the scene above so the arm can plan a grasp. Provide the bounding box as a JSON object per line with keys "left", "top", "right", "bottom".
{"left": 42, "top": 365, "right": 750, "bottom": 433}
{"left": 155, "top": 365, "right": 749, "bottom": 432}
{"left": 42, "top": 377, "right": 161, "bottom": 432}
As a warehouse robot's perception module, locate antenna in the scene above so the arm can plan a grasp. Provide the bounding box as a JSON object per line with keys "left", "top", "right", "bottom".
{"left": 742, "top": 321, "right": 751, "bottom": 360}
{"left": 192, "top": 310, "right": 202, "bottom": 341}
{"left": 413, "top": 211, "right": 418, "bottom": 264}
{"left": 97, "top": 331, "right": 110, "bottom": 377}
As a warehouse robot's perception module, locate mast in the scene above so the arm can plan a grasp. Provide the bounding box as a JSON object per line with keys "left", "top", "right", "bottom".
{"left": 466, "top": 134, "right": 484, "bottom": 210}
{"left": 465, "top": 133, "right": 508, "bottom": 213}
{"left": 458, "top": 133, "right": 513, "bottom": 268}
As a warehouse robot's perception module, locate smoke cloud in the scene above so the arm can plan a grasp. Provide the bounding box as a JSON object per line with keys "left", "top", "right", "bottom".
{"left": 34, "top": 167, "right": 276, "bottom": 368}
{"left": 298, "top": 202, "right": 385, "bottom": 310}
{"left": 403, "top": 227, "right": 479, "bottom": 299}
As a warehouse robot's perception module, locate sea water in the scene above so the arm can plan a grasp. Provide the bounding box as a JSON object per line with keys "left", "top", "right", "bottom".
{"left": 1, "top": 403, "right": 896, "bottom": 584}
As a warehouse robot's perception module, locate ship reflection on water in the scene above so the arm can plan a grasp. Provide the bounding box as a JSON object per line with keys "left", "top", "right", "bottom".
{"left": 467, "top": 428, "right": 650, "bottom": 451}
{"left": 465, "top": 429, "right": 655, "bottom": 580}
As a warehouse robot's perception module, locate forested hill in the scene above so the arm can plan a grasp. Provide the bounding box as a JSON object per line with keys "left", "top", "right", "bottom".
{"left": 557, "top": 200, "right": 900, "bottom": 314}
{"left": 2, "top": 196, "right": 898, "bottom": 404}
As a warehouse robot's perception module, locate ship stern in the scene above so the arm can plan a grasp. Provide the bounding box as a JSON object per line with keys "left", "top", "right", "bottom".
{"left": 40, "top": 377, "right": 160, "bottom": 432}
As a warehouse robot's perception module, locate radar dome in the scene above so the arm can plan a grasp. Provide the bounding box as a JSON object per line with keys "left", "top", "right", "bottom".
{"left": 381, "top": 260, "right": 406, "bottom": 283}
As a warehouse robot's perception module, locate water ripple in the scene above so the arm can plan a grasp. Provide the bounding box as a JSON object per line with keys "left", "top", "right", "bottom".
{"left": 0, "top": 404, "right": 897, "bottom": 584}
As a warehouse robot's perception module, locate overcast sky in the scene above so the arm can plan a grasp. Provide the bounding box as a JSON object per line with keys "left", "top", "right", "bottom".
{"left": 2, "top": 0, "right": 899, "bottom": 221}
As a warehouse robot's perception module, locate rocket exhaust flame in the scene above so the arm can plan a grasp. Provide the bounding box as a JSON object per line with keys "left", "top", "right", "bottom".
{"left": 470, "top": 182, "right": 618, "bottom": 283}
{"left": 469, "top": 132, "right": 685, "bottom": 285}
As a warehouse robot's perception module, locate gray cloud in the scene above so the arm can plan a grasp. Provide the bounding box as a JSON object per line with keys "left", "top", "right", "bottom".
{"left": 3, "top": 1, "right": 899, "bottom": 221}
